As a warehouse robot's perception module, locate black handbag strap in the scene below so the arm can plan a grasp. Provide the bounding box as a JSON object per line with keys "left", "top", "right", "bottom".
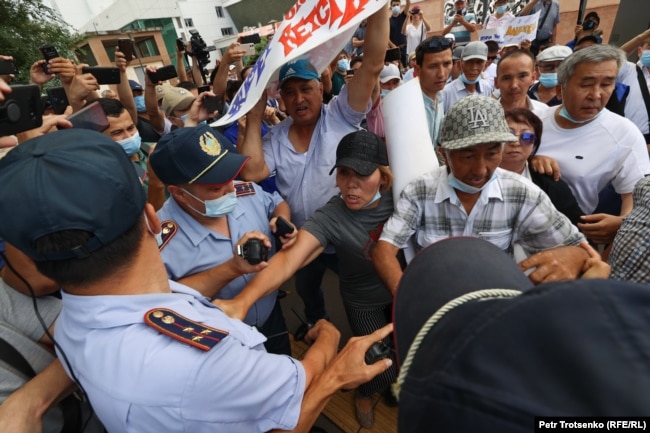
{"left": 536, "top": 2, "right": 553, "bottom": 38}
{"left": 0, "top": 335, "right": 36, "bottom": 378}
{"left": 636, "top": 64, "right": 650, "bottom": 142}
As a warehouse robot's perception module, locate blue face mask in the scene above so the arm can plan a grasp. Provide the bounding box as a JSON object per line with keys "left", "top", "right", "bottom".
{"left": 641, "top": 50, "right": 650, "bottom": 67}
{"left": 380, "top": 89, "right": 390, "bottom": 99}
{"left": 559, "top": 105, "right": 603, "bottom": 124}
{"left": 392, "top": 6, "right": 400, "bottom": 14}
{"left": 180, "top": 114, "right": 189, "bottom": 123}
{"left": 337, "top": 59, "right": 350, "bottom": 71}
{"left": 362, "top": 189, "right": 382, "bottom": 208}
{"left": 496, "top": 5, "right": 508, "bottom": 13}
{"left": 116, "top": 131, "right": 141, "bottom": 156}
{"left": 134, "top": 95, "right": 146, "bottom": 113}
{"left": 183, "top": 189, "right": 237, "bottom": 218}
{"left": 447, "top": 171, "right": 498, "bottom": 194}
{"left": 460, "top": 73, "right": 481, "bottom": 85}
{"left": 538, "top": 72, "right": 558, "bottom": 88}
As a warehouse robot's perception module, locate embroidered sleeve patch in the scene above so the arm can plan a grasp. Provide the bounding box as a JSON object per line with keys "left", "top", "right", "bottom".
{"left": 144, "top": 308, "right": 229, "bottom": 351}
{"left": 235, "top": 182, "right": 256, "bottom": 197}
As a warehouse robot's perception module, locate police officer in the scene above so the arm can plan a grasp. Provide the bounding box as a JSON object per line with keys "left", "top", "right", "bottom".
{"left": 150, "top": 124, "right": 297, "bottom": 355}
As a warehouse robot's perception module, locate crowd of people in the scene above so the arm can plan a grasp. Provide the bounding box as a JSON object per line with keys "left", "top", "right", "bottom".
{"left": 1, "top": 0, "right": 650, "bottom": 432}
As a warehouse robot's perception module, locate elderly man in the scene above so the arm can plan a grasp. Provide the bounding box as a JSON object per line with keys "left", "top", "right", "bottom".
{"left": 239, "top": 6, "right": 389, "bottom": 330}
{"left": 441, "top": 41, "right": 494, "bottom": 113}
{"left": 495, "top": 49, "right": 547, "bottom": 113}
{"left": 532, "top": 45, "right": 650, "bottom": 245}
{"left": 0, "top": 129, "right": 392, "bottom": 433}
{"left": 528, "top": 45, "right": 573, "bottom": 106}
{"left": 150, "top": 124, "right": 295, "bottom": 355}
{"left": 372, "top": 95, "right": 589, "bottom": 293}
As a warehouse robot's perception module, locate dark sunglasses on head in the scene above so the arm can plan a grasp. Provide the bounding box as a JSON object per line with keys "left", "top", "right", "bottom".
{"left": 510, "top": 131, "right": 537, "bottom": 146}
{"left": 422, "top": 38, "right": 453, "bottom": 51}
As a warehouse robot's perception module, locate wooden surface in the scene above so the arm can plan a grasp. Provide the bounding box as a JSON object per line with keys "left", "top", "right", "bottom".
{"left": 291, "top": 338, "right": 398, "bottom": 433}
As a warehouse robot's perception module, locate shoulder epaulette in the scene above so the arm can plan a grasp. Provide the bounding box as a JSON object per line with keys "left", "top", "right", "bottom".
{"left": 159, "top": 220, "right": 177, "bottom": 251}
{"left": 144, "top": 308, "right": 229, "bottom": 351}
{"left": 235, "top": 181, "right": 256, "bottom": 197}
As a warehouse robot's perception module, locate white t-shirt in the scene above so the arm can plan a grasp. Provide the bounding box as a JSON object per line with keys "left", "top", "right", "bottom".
{"left": 536, "top": 105, "right": 650, "bottom": 213}
{"left": 404, "top": 22, "right": 426, "bottom": 56}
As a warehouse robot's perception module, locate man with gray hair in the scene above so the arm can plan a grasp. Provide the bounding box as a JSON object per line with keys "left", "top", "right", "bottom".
{"left": 532, "top": 45, "right": 650, "bottom": 245}
{"left": 372, "top": 95, "right": 590, "bottom": 293}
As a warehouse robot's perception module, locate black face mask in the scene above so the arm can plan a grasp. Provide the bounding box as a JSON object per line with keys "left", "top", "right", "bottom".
{"left": 582, "top": 20, "right": 596, "bottom": 31}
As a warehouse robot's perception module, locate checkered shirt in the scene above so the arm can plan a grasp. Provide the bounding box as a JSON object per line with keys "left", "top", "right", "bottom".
{"left": 380, "top": 167, "right": 585, "bottom": 255}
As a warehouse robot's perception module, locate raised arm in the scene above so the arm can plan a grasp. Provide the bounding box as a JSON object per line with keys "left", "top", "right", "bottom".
{"left": 115, "top": 47, "right": 137, "bottom": 122}
{"left": 619, "top": 28, "right": 650, "bottom": 57}
{"left": 519, "top": 0, "right": 539, "bottom": 17}
{"left": 212, "top": 43, "right": 246, "bottom": 97}
{"left": 348, "top": 5, "right": 389, "bottom": 112}
{"left": 143, "top": 66, "right": 166, "bottom": 132}
{"left": 238, "top": 94, "right": 271, "bottom": 182}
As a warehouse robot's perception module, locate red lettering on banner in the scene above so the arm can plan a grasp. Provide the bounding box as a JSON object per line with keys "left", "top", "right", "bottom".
{"left": 340, "top": 0, "right": 371, "bottom": 26}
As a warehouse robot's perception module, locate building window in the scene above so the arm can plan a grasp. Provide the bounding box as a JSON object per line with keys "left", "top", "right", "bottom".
{"left": 221, "top": 27, "right": 234, "bottom": 36}
{"left": 136, "top": 37, "right": 160, "bottom": 58}
{"left": 215, "top": 6, "right": 224, "bottom": 18}
{"left": 184, "top": 18, "right": 194, "bottom": 27}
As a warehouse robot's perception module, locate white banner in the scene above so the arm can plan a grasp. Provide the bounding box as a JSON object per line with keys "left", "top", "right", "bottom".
{"left": 382, "top": 77, "right": 438, "bottom": 262}
{"left": 213, "top": 0, "right": 389, "bottom": 127}
{"left": 477, "top": 11, "right": 539, "bottom": 47}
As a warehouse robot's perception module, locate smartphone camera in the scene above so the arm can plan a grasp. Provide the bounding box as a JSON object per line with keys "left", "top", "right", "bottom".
{"left": 0, "top": 84, "right": 43, "bottom": 136}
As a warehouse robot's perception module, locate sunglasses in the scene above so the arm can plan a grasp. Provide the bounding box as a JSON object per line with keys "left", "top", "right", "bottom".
{"left": 510, "top": 131, "right": 537, "bottom": 146}
{"left": 422, "top": 38, "right": 453, "bottom": 51}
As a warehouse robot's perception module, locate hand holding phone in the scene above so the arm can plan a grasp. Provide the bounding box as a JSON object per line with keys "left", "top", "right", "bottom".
{"left": 39, "top": 45, "right": 60, "bottom": 75}
{"left": 81, "top": 67, "right": 121, "bottom": 85}
{"left": 118, "top": 38, "right": 134, "bottom": 61}
{"left": 0, "top": 59, "right": 18, "bottom": 76}
{"left": 147, "top": 65, "right": 178, "bottom": 83}
{"left": 274, "top": 216, "right": 295, "bottom": 237}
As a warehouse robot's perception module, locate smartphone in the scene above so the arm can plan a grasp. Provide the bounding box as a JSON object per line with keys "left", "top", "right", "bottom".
{"left": 176, "top": 38, "right": 185, "bottom": 52}
{"left": 46, "top": 86, "right": 70, "bottom": 115}
{"left": 39, "top": 44, "right": 60, "bottom": 74}
{"left": 68, "top": 101, "right": 109, "bottom": 132}
{"left": 118, "top": 38, "right": 134, "bottom": 60}
{"left": 203, "top": 95, "right": 224, "bottom": 114}
{"left": 384, "top": 47, "right": 401, "bottom": 63}
{"left": 346, "top": 69, "right": 355, "bottom": 76}
{"left": 147, "top": 65, "right": 178, "bottom": 83}
{"left": 82, "top": 67, "right": 121, "bottom": 85}
{"left": 0, "top": 84, "right": 43, "bottom": 136}
{"left": 275, "top": 216, "right": 295, "bottom": 237}
{"left": 456, "top": 9, "right": 464, "bottom": 14}
{"left": 239, "top": 33, "right": 261, "bottom": 45}
{"left": 197, "top": 84, "right": 211, "bottom": 94}
{"left": 0, "top": 59, "right": 18, "bottom": 76}
{"left": 243, "top": 43, "right": 256, "bottom": 57}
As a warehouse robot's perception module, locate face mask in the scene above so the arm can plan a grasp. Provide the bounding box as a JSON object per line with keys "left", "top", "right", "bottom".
{"left": 183, "top": 189, "right": 237, "bottom": 218}
{"left": 380, "top": 89, "right": 390, "bottom": 99}
{"left": 134, "top": 95, "right": 146, "bottom": 113}
{"left": 116, "top": 131, "right": 141, "bottom": 156}
{"left": 496, "top": 5, "right": 508, "bottom": 13}
{"left": 337, "top": 59, "right": 350, "bottom": 71}
{"left": 460, "top": 73, "right": 480, "bottom": 85}
{"left": 180, "top": 114, "right": 189, "bottom": 123}
{"left": 538, "top": 72, "right": 558, "bottom": 88}
{"left": 641, "top": 50, "right": 650, "bottom": 67}
{"left": 392, "top": 6, "right": 400, "bottom": 14}
{"left": 144, "top": 216, "right": 163, "bottom": 247}
{"left": 447, "top": 171, "right": 498, "bottom": 194}
{"left": 558, "top": 105, "right": 603, "bottom": 124}
{"left": 362, "top": 189, "right": 382, "bottom": 208}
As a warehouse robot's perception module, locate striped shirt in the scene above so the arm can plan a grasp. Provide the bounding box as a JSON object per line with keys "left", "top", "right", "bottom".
{"left": 380, "top": 167, "right": 584, "bottom": 255}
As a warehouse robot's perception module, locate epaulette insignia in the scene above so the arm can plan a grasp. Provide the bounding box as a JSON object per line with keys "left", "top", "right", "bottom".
{"left": 159, "top": 220, "right": 177, "bottom": 251}
{"left": 144, "top": 308, "right": 229, "bottom": 351}
{"left": 235, "top": 182, "right": 256, "bottom": 197}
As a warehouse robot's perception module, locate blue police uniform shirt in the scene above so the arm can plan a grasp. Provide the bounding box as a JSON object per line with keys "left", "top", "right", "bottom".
{"left": 157, "top": 181, "right": 284, "bottom": 327}
{"left": 54, "top": 281, "right": 306, "bottom": 433}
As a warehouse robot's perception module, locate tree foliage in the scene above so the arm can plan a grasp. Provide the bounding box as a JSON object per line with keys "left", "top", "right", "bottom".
{"left": 0, "top": 0, "right": 80, "bottom": 84}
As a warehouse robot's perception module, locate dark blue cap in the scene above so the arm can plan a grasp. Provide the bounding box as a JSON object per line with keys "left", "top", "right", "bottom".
{"left": 150, "top": 124, "right": 249, "bottom": 186}
{"left": 0, "top": 129, "right": 146, "bottom": 261}
{"left": 278, "top": 59, "right": 320, "bottom": 87}
{"left": 129, "top": 79, "right": 143, "bottom": 91}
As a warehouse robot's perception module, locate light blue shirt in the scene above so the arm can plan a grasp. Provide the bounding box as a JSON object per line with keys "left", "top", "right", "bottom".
{"left": 441, "top": 77, "right": 494, "bottom": 113}
{"left": 422, "top": 92, "right": 444, "bottom": 147}
{"left": 262, "top": 85, "right": 369, "bottom": 229}
{"left": 55, "top": 281, "right": 306, "bottom": 433}
{"left": 158, "top": 182, "right": 284, "bottom": 327}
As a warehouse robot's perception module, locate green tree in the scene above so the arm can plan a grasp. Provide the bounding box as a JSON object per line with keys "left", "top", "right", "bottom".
{"left": 0, "top": 0, "right": 79, "bottom": 84}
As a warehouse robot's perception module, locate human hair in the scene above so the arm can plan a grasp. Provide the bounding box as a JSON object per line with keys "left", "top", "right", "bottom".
{"left": 33, "top": 218, "right": 144, "bottom": 288}
{"left": 177, "top": 81, "right": 198, "bottom": 91}
{"left": 240, "top": 65, "right": 253, "bottom": 81}
{"left": 415, "top": 36, "right": 453, "bottom": 66}
{"left": 378, "top": 165, "right": 393, "bottom": 193}
{"left": 226, "top": 80, "right": 242, "bottom": 102}
{"left": 485, "top": 40, "right": 499, "bottom": 54}
{"left": 350, "top": 55, "right": 363, "bottom": 69}
{"left": 94, "top": 98, "right": 126, "bottom": 118}
{"left": 584, "top": 11, "right": 600, "bottom": 24}
{"left": 558, "top": 44, "right": 625, "bottom": 86}
{"left": 504, "top": 108, "right": 543, "bottom": 156}
{"left": 497, "top": 49, "right": 535, "bottom": 74}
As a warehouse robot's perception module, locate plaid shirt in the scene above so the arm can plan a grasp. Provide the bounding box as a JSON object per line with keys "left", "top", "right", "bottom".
{"left": 608, "top": 177, "right": 650, "bottom": 283}
{"left": 380, "top": 167, "right": 584, "bottom": 255}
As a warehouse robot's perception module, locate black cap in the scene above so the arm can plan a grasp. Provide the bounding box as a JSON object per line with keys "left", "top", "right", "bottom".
{"left": 329, "top": 130, "right": 389, "bottom": 176}
{"left": 150, "top": 124, "right": 249, "bottom": 186}
{"left": 0, "top": 129, "right": 146, "bottom": 261}
{"left": 394, "top": 238, "right": 650, "bottom": 431}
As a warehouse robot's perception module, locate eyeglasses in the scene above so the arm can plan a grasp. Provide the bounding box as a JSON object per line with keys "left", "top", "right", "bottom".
{"left": 421, "top": 38, "right": 453, "bottom": 52}
{"left": 510, "top": 131, "right": 537, "bottom": 146}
